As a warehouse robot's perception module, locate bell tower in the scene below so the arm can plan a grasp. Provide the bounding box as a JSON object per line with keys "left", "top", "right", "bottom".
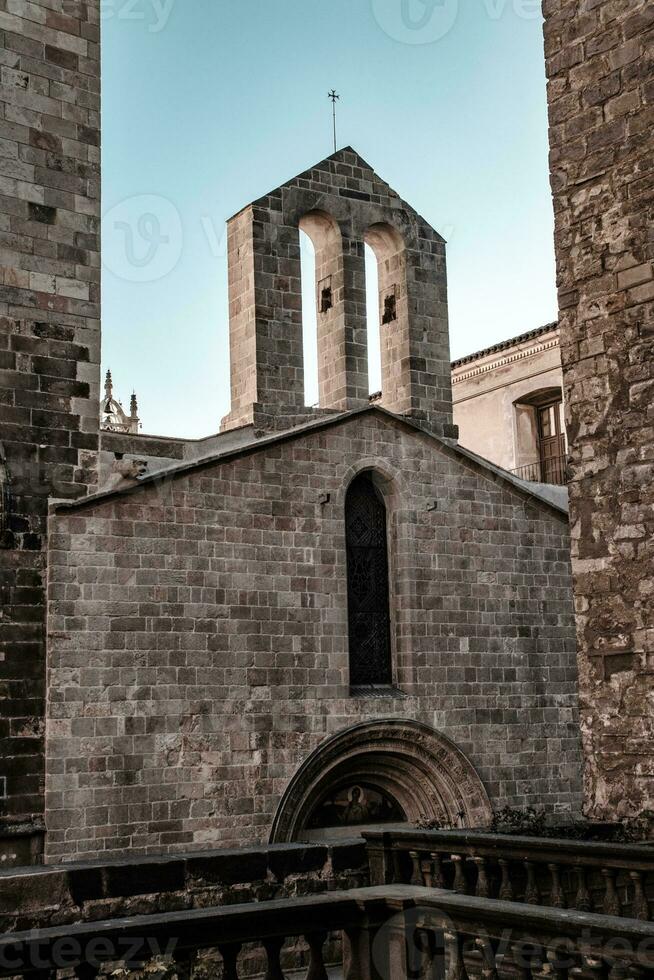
{"left": 221, "top": 148, "right": 457, "bottom": 440}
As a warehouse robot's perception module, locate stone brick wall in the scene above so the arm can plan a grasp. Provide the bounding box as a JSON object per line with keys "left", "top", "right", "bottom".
{"left": 0, "top": 1, "right": 100, "bottom": 828}
{"left": 543, "top": 1, "right": 654, "bottom": 819}
{"left": 46, "top": 411, "right": 582, "bottom": 861}
{"left": 451, "top": 325, "right": 563, "bottom": 474}
{"left": 221, "top": 149, "right": 455, "bottom": 439}
{"left": 97, "top": 426, "right": 256, "bottom": 491}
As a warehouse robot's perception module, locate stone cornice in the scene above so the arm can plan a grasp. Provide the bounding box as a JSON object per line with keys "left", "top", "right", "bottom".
{"left": 452, "top": 335, "right": 560, "bottom": 386}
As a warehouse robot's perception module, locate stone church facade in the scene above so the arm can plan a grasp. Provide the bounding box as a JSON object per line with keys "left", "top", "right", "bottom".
{"left": 42, "top": 150, "right": 583, "bottom": 861}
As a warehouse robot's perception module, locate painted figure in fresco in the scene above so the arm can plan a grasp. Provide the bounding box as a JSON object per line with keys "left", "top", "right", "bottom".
{"left": 341, "top": 786, "right": 369, "bottom": 825}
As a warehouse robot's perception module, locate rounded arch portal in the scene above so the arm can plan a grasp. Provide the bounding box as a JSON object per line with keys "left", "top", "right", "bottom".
{"left": 270, "top": 719, "right": 493, "bottom": 843}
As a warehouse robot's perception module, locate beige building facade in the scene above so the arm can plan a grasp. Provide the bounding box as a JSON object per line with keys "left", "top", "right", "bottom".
{"left": 452, "top": 323, "right": 567, "bottom": 485}
{"left": 452, "top": 324, "right": 567, "bottom": 485}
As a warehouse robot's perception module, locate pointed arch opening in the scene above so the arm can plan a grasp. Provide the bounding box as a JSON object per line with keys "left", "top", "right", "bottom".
{"left": 345, "top": 471, "right": 392, "bottom": 688}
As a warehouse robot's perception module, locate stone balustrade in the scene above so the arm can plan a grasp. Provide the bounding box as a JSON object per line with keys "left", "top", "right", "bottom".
{"left": 4, "top": 834, "right": 654, "bottom": 978}
{"left": 0, "top": 840, "right": 368, "bottom": 933}
{"left": 1, "top": 884, "right": 653, "bottom": 979}
{"left": 365, "top": 830, "right": 654, "bottom": 921}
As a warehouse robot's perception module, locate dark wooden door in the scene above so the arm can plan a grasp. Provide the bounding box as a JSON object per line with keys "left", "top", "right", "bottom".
{"left": 345, "top": 473, "right": 392, "bottom": 686}
{"left": 538, "top": 401, "right": 567, "bottom": 484}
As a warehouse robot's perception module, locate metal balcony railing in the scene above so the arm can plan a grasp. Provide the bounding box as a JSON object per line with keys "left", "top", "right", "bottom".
{"left": 511, "top": 454, "right": 570, "bottom": 486}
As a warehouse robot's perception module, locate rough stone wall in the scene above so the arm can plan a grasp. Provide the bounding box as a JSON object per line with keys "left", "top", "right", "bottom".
{"left": 221, "top": 149, "right": 455, "bottom": 438}
{"left": 543, "top": 1, "right": 654, "bottom": 818}
{"left": 0, "top": 1, "right": 101, "bottom": 829}
{"left": 46, "top": 411, "right": 582, "bottom": 861}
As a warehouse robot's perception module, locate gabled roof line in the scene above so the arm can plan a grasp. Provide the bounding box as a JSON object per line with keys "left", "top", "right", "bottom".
{"left": 228, "top": 146, "right": 416, "bottom": 225}
{"left": 52, "top": 406, "right": 568, "bottom": 520}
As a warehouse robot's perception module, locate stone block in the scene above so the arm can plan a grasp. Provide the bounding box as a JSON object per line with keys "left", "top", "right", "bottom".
{"left": 186, "top": 849, "right": 268, "bottom": 885}
{"left": 103, "top": 860, "right": 186, "bottom": 898}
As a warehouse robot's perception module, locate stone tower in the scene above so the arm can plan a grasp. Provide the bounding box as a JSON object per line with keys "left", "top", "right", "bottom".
{"left": 221, "top": 148, "right": 456, "bottom": 440}
{"left": 0, "top": 0, "right": 101, "bottom": 849}
{"left": 543, "top": 0, "right": 654, "bottom": 820}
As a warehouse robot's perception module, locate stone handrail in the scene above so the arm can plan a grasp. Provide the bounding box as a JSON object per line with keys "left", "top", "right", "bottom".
{"left": 364, "top": 829, "right": 654, "bottom": 921}
{"left": 0, "top": 840, "right": 367, "bottom": 932}
{"left": 1, "top": 885, "right": 653, "bottom": 978}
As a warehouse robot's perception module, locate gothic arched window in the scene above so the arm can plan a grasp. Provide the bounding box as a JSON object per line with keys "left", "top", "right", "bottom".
{"left": 345, "top": 472, "right": 392, "bottom": 687}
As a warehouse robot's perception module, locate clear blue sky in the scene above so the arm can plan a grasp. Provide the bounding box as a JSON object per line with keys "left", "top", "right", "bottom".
{"left": 102, "top": 0, "right": 557, "bottom": 438}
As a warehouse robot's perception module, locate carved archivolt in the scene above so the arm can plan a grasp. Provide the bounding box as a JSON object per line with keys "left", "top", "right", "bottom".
{"left": 270, "top": 719, "right": 493, "bottom": 843}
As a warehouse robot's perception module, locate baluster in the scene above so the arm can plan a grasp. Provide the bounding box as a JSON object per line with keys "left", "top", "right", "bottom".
{"left": 548, "top": 863, "right": 566, "bottom": 909}
{"left": 430, "top": 851, "right": 446, "bottom": 889}
{"left": 608, "top": 963, "right": 645, "bottom": 979}
{"left": 305, "top": 932, "right": 328, "bottom": 980}
{"left": 392, "top": 848, "right": 403, "bottom": 885}
{"left": 502, "top": 942, "right": 531, "bottom": 980}
{"left": 545, "top": 947, "right": 573, "bottom": 980}
{"left": 576, "top": 955, "right": 609, "bottom": 979}
{"left": 171, "top": 950, "right": 195, "bottom": 980}
{"left": 263, "top": 938, "right": 286, "bottom": 980}
{"left": 475, "top": 935, "right": 499, "bottom": 980}
{"left": 573, "top": 866, "right": 592, "bottom": 912}
{"left": 75, "top": 965, "right": 100, "bottom": 980}
{"left": 388, "top": 912, "right": 427, "bottom": 980}
{"left": 451, "top": 854, "right": 467, "bottom": 894}
{"left": 523, "top": 945, "right": 548, "bottom": 980}
{"left": 420, "top": 929, "right": 445, "bottom": 978}
{"left": 444, "top": 928, "right": 470, "bottom": 980}
{"left": 498, "top": 858, "right": 515, "bottom": 901}
{"left": 410, "top": 849, "right": 424, "bottom": 885}
{"left": 601, "top": 868, "right": 621, "bottom": 916}
{"left": 218, "top": 943, "right": 242, "bottom": 980}
{"left": 629, "top": 871, "right": 650, "bottom": 921}
{"left": 524, "top": 861, "right": 541, "bottom": 905}
{"left": 474, "top": 856, "right": 490, "bottom": 898}
{"left": 343, "top": 925, "right": 375, "bottom": 980}
{"left": 512, "top": 940, "right": 538, "bottom": 980}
